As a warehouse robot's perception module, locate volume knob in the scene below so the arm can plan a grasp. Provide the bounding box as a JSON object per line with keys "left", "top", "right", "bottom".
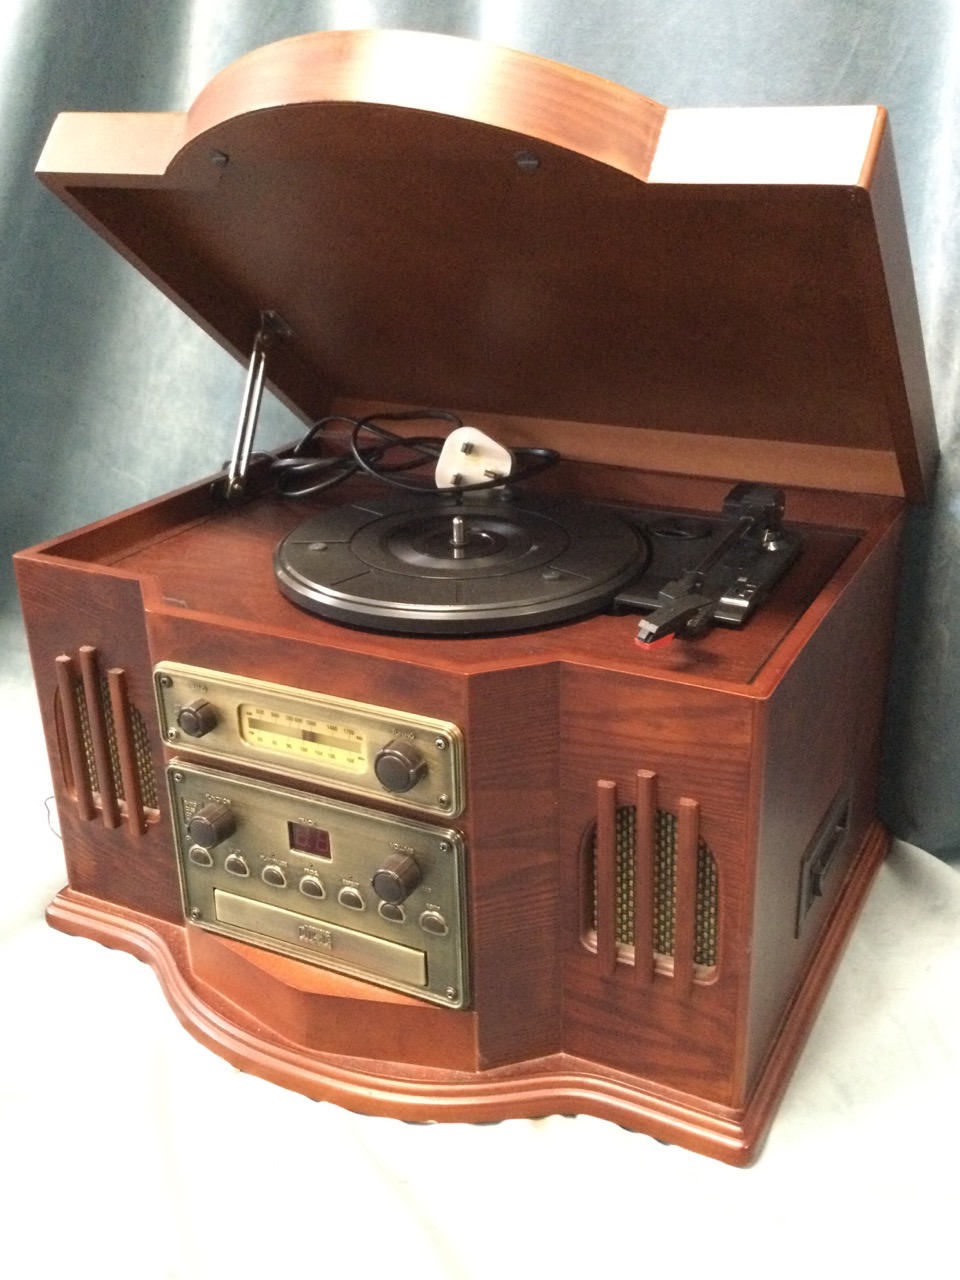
{"left": 177, "top": 699, "right": 218, "bottom": 738}
{"left": 374, "top": 739, "right": 427, "bottom": 793}
{"left": 372, "top": 853, "right": 422, "bottom": 905}
{"left": 187, "top": 802, "right": 236, "bottom": 849}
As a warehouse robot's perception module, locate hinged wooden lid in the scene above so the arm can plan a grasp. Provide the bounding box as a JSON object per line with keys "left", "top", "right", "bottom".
{"left": 37, "top": 29, "right": 937, "bottom": 500}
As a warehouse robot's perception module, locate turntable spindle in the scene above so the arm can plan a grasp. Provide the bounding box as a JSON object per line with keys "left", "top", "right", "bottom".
{"left": 451, "top": 515, "right": 467, "bottom": 558}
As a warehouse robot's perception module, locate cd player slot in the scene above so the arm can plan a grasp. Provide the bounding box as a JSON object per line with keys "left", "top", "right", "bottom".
{"left": 214, "top": 890, "right": 428, "bottom": 987}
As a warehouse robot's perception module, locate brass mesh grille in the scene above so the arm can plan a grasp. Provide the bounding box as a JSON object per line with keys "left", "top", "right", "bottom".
{"left": 591, "top": 805, "right": 719, "bottom": 967}
{"left": 72, "top": 676, "right": 158, "bottom": 810}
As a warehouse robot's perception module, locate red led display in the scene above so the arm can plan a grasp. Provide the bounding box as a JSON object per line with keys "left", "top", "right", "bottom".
{"left": 288, "top": 821, "right": 332, "bottom": 858}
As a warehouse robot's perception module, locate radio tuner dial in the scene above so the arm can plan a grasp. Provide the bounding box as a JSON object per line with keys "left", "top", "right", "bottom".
{"left": 187, "top": 801, "right": 236, "bottom": 849}
{"left": 373, "top": 739, "right": 427, "bottom": 793}
{"left": 371, "top": 853, "right": 422, "bottom": 905}
{"left": 177, "top": 699, "right": 219, "bottom": 738}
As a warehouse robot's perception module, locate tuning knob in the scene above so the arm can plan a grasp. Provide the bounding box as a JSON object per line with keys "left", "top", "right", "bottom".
{"left": 187, "top": 801, "right": 236, "bottom": 849}
{"left": 177, "top": 699, "right": 218, "bottom": 738}
{"left": 371, "top": 853, "right": 423, "bottom": 905}
{"left": 374, "top": 739, "right": 427, "bottom": 793}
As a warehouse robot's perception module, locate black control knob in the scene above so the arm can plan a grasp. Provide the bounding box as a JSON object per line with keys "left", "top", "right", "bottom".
{"left": 371, "top": 853, "right": 422, "bottom": 905}
{"left": 373, "top": 739, "right": 427, "bottom": 793}
{"left": 177, "top": 699, "right": 219, "bottom": 738}
{"left": 187, "top": 801, "right": 236, "bottom": 849}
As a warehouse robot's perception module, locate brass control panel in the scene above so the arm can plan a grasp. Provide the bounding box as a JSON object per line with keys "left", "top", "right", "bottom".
{"left": 168, "top": 762, "right": 468, "bottom": 1007}
{"left": 155, "top": 662, "right": 464, "bottom": 817}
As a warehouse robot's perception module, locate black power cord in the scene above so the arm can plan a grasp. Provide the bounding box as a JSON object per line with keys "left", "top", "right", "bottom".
{"left": 267, "top": 409, "right": 559, "bottom": 499}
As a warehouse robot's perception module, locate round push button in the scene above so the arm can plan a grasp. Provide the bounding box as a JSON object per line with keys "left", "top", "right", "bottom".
{"left": 224, "top": 853, "right": 250, "bottom": 877}
{"left": 418, "top": 910, "right": 449, "bottom": 937}
{"left": 299, "top": 875, "right": 325, "bottom": 899}
{"left": 338, "top": 886, "right": 365, "bottom": 910}
{"left": 262, "top": 865, "right": 286, "bottom": 888}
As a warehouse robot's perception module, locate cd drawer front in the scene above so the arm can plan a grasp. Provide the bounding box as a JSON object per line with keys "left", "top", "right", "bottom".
{"left": 167, "top": 762, "right": 468, "bottom": 1008}
{"left": 212, "top": 891, "right": 428, "bottom": 987}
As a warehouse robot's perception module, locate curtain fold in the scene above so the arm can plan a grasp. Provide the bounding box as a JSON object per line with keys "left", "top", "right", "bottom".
{"left": 2, "top": 0, "right": 958, "bottom": 857}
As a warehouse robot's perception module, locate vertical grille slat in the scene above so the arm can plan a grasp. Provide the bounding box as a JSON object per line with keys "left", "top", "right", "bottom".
{"left": 55, "top": 654, "right": 96, "bottom": 822}
{"left": 79, "top": 645, "right": 119, "bottom": 828}
{"left": 673, "top": 798, "right": 700, "bottom": 993}
{"left": 108, "top": 667, "right": 147, "bottom": 835}
{"left": 633, "top": 771, "right": 656, "bottom": 984}
{"left": 596, "top": 780, "right": 619, "bottom": 977}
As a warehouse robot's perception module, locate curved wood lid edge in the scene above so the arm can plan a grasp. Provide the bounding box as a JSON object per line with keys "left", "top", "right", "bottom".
{"left": 34, "top": 30, "right": 937, "bottom": 500}
{"left": 182, "top": 29, "right": 666, "bottom": 183}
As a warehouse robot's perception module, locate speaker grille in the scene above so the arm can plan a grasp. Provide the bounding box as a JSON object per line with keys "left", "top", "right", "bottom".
{"left": 54, "top": 647, "right": 158, "bottom": 833}
{"left": 594, "top": 805, "right": 718, "bottom": 967}
{"left": 72, "top": 674, "right": 158, "bottom": 810}
{"left": 584, "top": 773, "right": 720, "bottom": 985}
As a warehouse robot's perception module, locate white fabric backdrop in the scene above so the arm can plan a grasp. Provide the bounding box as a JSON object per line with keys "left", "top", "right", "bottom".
{"left": 3, "top": 674, "right": 960, "bottom": 1277}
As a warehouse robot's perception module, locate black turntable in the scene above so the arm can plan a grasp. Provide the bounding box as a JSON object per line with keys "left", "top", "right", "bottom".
{"left": 275, "top": 489, "right": 644, "bottom": 633}
{"left": 273, "top": 440, "right": 802, "bottom": 639}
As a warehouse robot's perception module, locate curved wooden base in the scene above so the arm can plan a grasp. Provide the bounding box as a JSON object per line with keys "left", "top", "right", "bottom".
{"left": 46, "top": 822, "right": 888, "bottom": 1166}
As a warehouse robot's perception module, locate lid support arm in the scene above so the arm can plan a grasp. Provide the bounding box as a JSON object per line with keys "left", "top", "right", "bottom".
{"left": 224, "top": 310, "right": 291, "bottom": 502}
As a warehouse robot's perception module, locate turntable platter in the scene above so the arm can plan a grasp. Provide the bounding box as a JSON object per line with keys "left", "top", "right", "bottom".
{"left": 275, "top": 493, "right": 646, "bottom": 634}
